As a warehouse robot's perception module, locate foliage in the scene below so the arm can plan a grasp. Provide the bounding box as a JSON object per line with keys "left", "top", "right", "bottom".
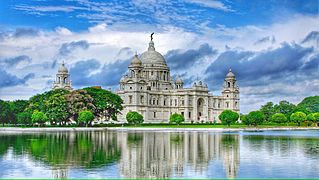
{"left": 296, "top": 96, "right": 319, "bottom": 114}
{"left": 247, "top": 111, "right": 265, "bottom": 126}
{"left": 78, "top": 110, "right": 95, "bottom": 126}
{"left": 219, "top": 110, "right": 239, "bottom": 127}
{"left": 126, "top": 111, "right": 144, "bottom": 125}
{"left": 17, "top": 111, "right": 32, "bottom": 125}
{"left": 83, "top": 87, "right": 123, "bottom": 121}
{"left": 65, "top": 90, "right": 95, "bottom": 120}
{"left": 28, "top": 89, "right": 70, "bottom": 113}
{"left": 45, "top": 93, "right": 70, "bottom": 125}
{"left": 0, "top": 100, "right": 11, "bottom": 126}
{"left": 260, "top": 102, "right": 275, "bottom": 122}
{"left": 8, "top": 100, "right": 29, "bottom": 125}
{"left": 306, "top": 113, "right": 319, "bottom": 126}
{"left": 31, "top": 110, "right": 48, "bottom": 126}
{"left": 290, "top": 112, "right": 306, "bottom": 126}
{"left": 273, "top": 100, "right": 296, "bottom": 120}
{"left": 271, "top": 113, "right": 287, "bottom": 124}
{"left": 169, "top": 113, "right": 185, "bottom": 125}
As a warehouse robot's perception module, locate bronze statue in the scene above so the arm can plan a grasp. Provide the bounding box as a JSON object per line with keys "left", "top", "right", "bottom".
{"left": 151, "top": 32, "right": 154, "bottom": 41}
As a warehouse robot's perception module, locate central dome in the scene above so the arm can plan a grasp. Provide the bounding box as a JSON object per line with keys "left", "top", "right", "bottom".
{"left": 140, "top": 40, "right": 167, "bottom": 66}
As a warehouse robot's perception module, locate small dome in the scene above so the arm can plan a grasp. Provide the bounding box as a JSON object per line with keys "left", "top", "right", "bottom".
{"left": 130, "top": 54, "right": 142, "bottom": 66}
{"left": 175, "top": 76, "right": 183, "bottom": 84}
{"left": 58, "top": 62, "right": 68, "bottom": 73}
{"left": 226, "top": 69, "right": 235, "bottom": 78}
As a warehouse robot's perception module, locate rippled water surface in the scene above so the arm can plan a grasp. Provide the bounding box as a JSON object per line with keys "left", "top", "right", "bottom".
{"left": 0, "top": 129, "right": 318, "bottom": 178}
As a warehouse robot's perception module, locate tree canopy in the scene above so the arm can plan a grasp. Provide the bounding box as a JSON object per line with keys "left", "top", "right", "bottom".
{"left": 126, "top": 111, "right": 143, "bottom": 125}
{"left": 78, "top": 110, "right": 95, "bottom": 127}
{"left": 169, "top": 113, "right": 185, "bottom": 125}
{"left": 290, "top": 112, "right": 306, "bottom": 126}
{"left": 219, "top": 110, "right": 239, "bottom": 127}
{"left": 247, "top": 111, "right": 265, "bottom": 126}
{"left": 271, "top": 113, "right": 287, "bottom": 124}
{"left": 296, "top": 96, "right": 319, "bottom": 114}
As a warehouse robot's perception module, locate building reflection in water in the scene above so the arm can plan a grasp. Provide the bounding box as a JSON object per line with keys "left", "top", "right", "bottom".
{"left": 0, "top": 130, "right": 240, "bottom": 178}
{"left": 117, "top": 131, "right": 240, "bottom": 178}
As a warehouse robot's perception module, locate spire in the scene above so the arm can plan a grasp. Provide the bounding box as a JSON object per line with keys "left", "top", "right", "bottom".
{"left": 148, "top": 33, "right": 155, "bottom": 51}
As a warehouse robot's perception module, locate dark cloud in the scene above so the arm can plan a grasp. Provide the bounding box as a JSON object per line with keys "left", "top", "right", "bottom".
{"left": 254, "top": 36, "right": 276, "bottom": 45}
{"left": 1, "top": 55, "right": 32, "bottom": 67}
{"left": 13, "top": 28, "right": 39, "bottom": 38}
{"left": 205, "top": 43, "right": 314, "bottom": 90}
{"left": 301, "top": 31, "right": 319, "bottom": 44}
{"left": 69, "top": 58, "right": 130, "bottom": 88}
{"left": 165, "top": 43, "right": 217, "bottom": 70}
{"left": 0, "top": 69, "right": 34, "bottom": 88}
{"left": 58, "top": 40, "right": 90, "bottom": 56}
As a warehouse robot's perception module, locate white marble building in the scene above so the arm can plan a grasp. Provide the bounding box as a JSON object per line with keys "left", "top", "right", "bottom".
{"left": 117, "top": 36, "right": 240, "bottom": 123}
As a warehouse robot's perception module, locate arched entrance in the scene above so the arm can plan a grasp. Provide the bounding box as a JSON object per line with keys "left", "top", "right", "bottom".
{"left": 197, "top": 98, "right": 204, "bottom": 121}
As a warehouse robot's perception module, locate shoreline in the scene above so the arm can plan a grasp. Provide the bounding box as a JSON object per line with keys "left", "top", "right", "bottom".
{"left": 0, "top": 126, "right": 318, "bottom": 133}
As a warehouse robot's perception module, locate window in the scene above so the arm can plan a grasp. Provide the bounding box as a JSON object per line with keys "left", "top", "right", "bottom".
{"left": 153, "top": 99, "right": 155, "bottom": 105}
{"left": 175, "top": 99, "right": 177, "bottom": 106}
{"left": 189, "top": 112, "right": 191, "bottom": 118}
{"left": 154, "top": 112, "right": 156, "bottom": 118}
{"left": 228, "top": 82, "right": 231, "bottom": 88}
{"left": 226, "top": 102, "right": 229, "bottom": 108}
{"left": 164, "top": 100, "right": 166, "bottom": 106}
{"left": 140, "top": 95, "right": 144, "bottom": 104}
{"left": 129, "top": 95, "right": 132, "bottom": 104}
{"left": 235, "top": 102, "right": 238, "bottom": 108}
{"left": 181, "top": 100, "right": 184, "bottom": 106}
{"left": 141, "top": 87, "right": 143, "bottom": 90}
{"left": 181, "top": 112, "right": 184, "bottom": 117}
{"left": 157, "top": 99, "right": 159, "bottom": 105}
{"left": 130, "top": 87, "right": 132, "bottom": 90}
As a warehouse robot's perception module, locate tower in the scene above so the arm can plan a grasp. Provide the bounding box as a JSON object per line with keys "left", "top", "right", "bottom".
{"left": 175, "top": 76, "right": 184, "bottom": 89}
{"left": 52, "top": 62, "right": 72, "bottom": 90}
{"left": 222, "top": 69, "right": 239, "bottom": 111}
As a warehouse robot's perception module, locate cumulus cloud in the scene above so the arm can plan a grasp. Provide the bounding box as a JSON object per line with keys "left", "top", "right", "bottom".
{"left": 70, "top": 58, "right": 130, "bottom": 88}
{"left": 0, "top": 55, "right": 32, "bottom": 68}
{"left": 12, "top": 28, "right": 39, "bottom": 38}
{"left": 0, "top": 69, "right": 34, "bottom": 88}
{"left": 165, "top": 43, "right": 217, "bottom": 70}
{"left": 58, "top": 40, "right": 90, "bottom": 56}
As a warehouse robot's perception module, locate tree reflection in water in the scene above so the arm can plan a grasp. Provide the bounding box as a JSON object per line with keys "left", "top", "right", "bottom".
{"left": 0, "top": 131, "right": 241, "bottom": 178}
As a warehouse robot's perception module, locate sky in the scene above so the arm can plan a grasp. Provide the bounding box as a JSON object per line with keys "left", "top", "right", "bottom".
{"left": 0, "top": 0, "right": 318, "bottom": 113}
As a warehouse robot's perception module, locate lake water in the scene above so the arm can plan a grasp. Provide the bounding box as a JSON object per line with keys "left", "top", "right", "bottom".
{"left": 0, "top": 129, "right": 318, "bottom": 178}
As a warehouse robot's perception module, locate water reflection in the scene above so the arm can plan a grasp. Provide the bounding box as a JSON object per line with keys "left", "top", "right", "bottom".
{"left": 0, "top": 130, "right": 318, "bottom": 178}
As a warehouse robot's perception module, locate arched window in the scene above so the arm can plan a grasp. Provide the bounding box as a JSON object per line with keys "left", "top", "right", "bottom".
{"left": 228, "top": 82, "right": 231, "bottom": 88}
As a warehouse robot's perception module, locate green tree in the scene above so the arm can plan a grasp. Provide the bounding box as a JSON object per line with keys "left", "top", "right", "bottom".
{"left": 45, "top": 93, "right": 70, "bottom": 126}
{"left": 83, "top": 87, "right": 123, "bottom": 121}
{"left": 169, "top": 113, "right": 185, "bottom": 125}
{"left": 0, "top": 100, "right": 11, "bottom": 126}
{"left": 260, "top": 102, "right": 275, "bottom": 122}
{"left": 271, "top": 113, "right": 287, "bottom": 124}
{"left": 219, "top": 110, "right": 239, "bottom": 127}
{"left": 306, "top": 113, "right": 318, "bottom": 126}
{"left": 65, "top": 90, "right": 95, "bottom": 121}
{"left": 273, "top": 100, "right": 296, "bottom": 120}
{"left": 28, "top": 89, "right": 70, "bottom": 113}
{"left": 313, "top": 113, "right": 319, "bottom": 126}
{"left": 295, "top": 96, "right": 319, "bottom": 114}
{"left": 247, "top": 111, "right": 265, "bottom": 126}
{"left": 31, "top": 110, "right": 48, "bottom": 126}
{"left": 290, "top": 112, "right": 306, "bottom": 126}
{"left": 17, "top": 111, "right": 32, "bottom": 126}
{"left": 126, "top": 111, "right": 144, "bottom": 125}
{"left": 240, "top": 114, "right": 251, "bottom": 126}
{"left": 8, "top": 100, "right": 29, "bottom": 125}
{"left": 78, "top": 110, "right": 95, "bottom": 127}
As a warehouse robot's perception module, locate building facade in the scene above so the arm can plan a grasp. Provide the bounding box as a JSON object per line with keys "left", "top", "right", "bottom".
{"left": 117, "top": 36, "right": 240, "bottom": 123}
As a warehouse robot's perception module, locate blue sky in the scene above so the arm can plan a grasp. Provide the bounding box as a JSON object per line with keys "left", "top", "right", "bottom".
{"left": 0, "top": 0, "right": 318, "bottom": 113}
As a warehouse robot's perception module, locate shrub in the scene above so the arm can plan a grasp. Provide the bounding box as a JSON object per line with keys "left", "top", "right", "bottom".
{"left": 169, "top": 113, "right": 185, "bottom": 125}
{"left": 219, "top": 110, "right": 239, "bottom": 127}
{"left": 78, "top": 110, "right": 95, "bottom": 127}
{"left": 126, "top": 111, "right": 144, "bottom": 125}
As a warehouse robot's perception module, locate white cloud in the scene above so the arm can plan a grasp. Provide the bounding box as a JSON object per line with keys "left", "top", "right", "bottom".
{"left": 187, "top": 0, "right": 234, "bottom": 12}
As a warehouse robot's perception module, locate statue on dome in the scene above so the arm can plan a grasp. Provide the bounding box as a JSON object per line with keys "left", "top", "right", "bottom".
{"left": 151, "top": 32, "right": 154, "bottom": 41}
